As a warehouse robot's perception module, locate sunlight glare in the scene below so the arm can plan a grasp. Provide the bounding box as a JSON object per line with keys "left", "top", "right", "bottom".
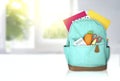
{"left": 11, "top": 1, "right": 21, "bottom": 9}
{"left": 40, "top": 0, "right": 70, "bottom": 28}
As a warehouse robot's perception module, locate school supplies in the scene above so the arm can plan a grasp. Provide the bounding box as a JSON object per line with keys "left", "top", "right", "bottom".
{"left": 92, "top": 34, "right": 102, "bottom": 43}
{"left": 74, "top": 38, "right": 86, "bottom": 46}
{"left": 63, "top": 11, "right": 87, "bottom": 31}
{"left": 91, "top": 38, "right": 97, "bottom": 45}
{"left": 83, "top": 31, "right": 93, "bottom": 45}
{"left": 83, "top": 32, "right": 102, "bottom": 45}
{"left": 88, "top": 10, "right": 110, "bottom": 30}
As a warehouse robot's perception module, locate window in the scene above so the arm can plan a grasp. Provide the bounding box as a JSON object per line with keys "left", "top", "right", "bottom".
{"left": 40, "top": 0, "right": 70, "bottom": 39}
{"left": 6, "top": 0, "right": 35, "bottom": 52}
{"left": 35, "top": 0, "right": 72, "bottom": 53}
{"left": 3, "top": 0, "right": 77, "bottom": 53}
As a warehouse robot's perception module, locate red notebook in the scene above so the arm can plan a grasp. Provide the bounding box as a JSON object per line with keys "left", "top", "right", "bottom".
{"left": 63, "top": 11, "right": 87, "bottom": 31}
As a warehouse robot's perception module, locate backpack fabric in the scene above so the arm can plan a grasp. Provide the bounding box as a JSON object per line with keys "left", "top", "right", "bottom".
{"left": 64, "top": 18, "right": 110, "bottom": 68}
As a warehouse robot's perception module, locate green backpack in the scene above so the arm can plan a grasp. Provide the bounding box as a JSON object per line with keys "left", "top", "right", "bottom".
{"left": 64, "top": 18, "right": 110, "bottom": 71}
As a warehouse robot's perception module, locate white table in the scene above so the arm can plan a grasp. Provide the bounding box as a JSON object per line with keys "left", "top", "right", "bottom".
{"left": 0, "top": 54, "right": 120, "bottom": 81}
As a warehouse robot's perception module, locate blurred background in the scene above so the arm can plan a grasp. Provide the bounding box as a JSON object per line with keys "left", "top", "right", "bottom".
{"left": 0, "top": 0, "right": 120, "bottom": 54}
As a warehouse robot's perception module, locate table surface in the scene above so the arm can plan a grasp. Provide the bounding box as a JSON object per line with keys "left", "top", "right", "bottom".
{"left": 0, "top": 54, "right": 120, "bottom": 81}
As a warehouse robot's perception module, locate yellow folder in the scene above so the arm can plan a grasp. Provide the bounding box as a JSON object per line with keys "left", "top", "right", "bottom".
{"left": 88, "top": 10, "right": 110, "bottom": 30}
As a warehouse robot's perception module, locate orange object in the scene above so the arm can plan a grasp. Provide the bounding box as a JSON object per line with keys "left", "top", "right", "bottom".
{"left": 84, "top": 31, "right": 93, "bottom": 45}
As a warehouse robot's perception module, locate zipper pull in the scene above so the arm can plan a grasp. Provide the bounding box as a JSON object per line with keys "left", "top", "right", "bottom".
{"left": 95, "top": 45, "right": 99, "bottom": 53}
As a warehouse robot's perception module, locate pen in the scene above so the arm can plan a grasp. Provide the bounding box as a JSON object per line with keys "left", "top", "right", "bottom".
{"left": 91, "top": 38, "right": 97, "bottom": 45}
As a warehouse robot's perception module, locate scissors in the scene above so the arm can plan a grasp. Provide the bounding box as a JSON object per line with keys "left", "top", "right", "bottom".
{"left": 92, "top": 34, "right": 102, "bottom": 43}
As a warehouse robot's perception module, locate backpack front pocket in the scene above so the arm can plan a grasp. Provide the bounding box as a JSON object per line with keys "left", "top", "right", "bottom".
{"left": 66, "top": 44, "right": 107, "bottom": 67}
